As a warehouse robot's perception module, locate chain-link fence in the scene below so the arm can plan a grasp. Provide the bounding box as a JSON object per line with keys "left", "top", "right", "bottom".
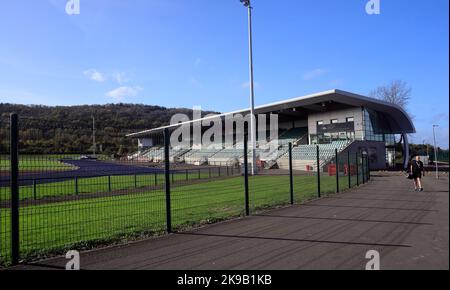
{"left": 0, "top": 115, "right": 370, "bottom": 267}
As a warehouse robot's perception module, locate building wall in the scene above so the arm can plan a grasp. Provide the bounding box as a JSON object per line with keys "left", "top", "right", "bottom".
{"left": 340, "top": 140, "right": 387, "bottom": 170}
{"left": 308, "top": 107, "right": 364, "bottom": 140}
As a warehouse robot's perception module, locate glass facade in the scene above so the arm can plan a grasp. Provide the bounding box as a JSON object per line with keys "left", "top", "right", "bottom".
{"left": 362, "top": 109, "right": 396, "bottom": 146}
{"left": 310, "top": 119, "right": 356, "bottom": 144}
{"left": 310, "top": 131, "right": 355, "bottom": 144}
{"left": 362, "top": 109, "right": 397, "bottom": 167}
{"left": 308, "top": 108, "right": 398, "bottom": 167}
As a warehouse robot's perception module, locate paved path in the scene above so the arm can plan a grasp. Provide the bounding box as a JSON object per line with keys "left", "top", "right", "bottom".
{"left": 14, "top": 173, "right": 449, "bottom": 270}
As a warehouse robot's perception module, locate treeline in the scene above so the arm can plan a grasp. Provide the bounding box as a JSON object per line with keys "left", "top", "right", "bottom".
{"left": 0, "top": 103, "right": 217, "bottom": 155}
{"left": 409, "top": 143, "right": 449, "bottom": 162}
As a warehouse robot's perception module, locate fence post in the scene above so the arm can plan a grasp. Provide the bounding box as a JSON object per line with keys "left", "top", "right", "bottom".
{"left": 365, "top": 156, "right": 369, "bottom": 182}
{"left": 10, "top": 113, "right": 20, "bottom": 265}
{"left": 316, "top": 145, "right": 321, "bottom": 198}
{"left": 164, "top": 128, "right": 172, "bottom": 233}
{"left": 33, "top": 179, "right": 37, "bottom": 200}
{"left": 356, "top": 152, "right": 359, "bottom": 186}
{"left": 108, "top": 175, "right": 111, "bottom": 192}
{"left": 186, "top": 169, "right": 188, "bottom": 181}
{"left": 198, "top": 169, "right": 201, "bottom": 179}
{"left": 244, "top": 136, "right": 250, "bottom": 216}
{"left": 75, "top": 176, "right": 79, "bottom": 195}
{"left": 154, "top": 172, "right": 157, "bottom": 186}
{"left": 289, "top": 142, "right": 294, "bottom": 205}
{"left": 347, "top": 150, "right": 351, "bottom": 189}
{"left": 365, "top": 156, "right": 368, "bottom": 183}
{"left": 209, "top": 168, "right": 211, "bottom": 179}
{"left": 335, "top": 148, "right": 339, "bottom": 193}
{"left": 134, "top": 174, "right": 137, "bottom": 188}
{"left": 361, "top": 155, "right": 365, "bottom": 184}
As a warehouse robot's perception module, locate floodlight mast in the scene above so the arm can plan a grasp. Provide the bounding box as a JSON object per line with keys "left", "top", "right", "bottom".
{"left": 241, "top": 0, "right": 257, "bottom": 175}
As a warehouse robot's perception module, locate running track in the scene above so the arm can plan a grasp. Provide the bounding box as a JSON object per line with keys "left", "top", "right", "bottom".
{"left": 0, "top": 160, "right": 165, "bottom": 187}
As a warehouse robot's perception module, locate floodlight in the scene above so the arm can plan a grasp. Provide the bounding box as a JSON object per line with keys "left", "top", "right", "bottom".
{"left": 240, "top": 0, "right": 250, "bottom": 8}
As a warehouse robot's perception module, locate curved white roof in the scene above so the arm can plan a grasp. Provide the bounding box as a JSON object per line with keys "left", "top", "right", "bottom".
{"left": 127, "top": 89, "right": 415, "bottom": 137}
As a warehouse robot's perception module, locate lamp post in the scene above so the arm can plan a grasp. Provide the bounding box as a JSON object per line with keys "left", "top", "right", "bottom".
{"left": 432, "top": 125, "right": 439, "bottom": 179}
{"left": 241, "top": 0, "right": 257, "bottom": 175}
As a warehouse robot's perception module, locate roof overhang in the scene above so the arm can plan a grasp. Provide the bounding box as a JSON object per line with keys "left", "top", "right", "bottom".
{"left": 127, "top": 89, "right": 416, "bottom": 137}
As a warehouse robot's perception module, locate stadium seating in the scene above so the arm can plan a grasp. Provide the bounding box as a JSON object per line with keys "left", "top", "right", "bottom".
{"left": 183, "top": 148, "right": 222, "bottom": 165}
{"left": 128, "top": 128, "right": 349, "bottom": 171}
{"left": 277, "top": 140, "right": 349, "bottom": 171}
{"left": 207, "top": 149, "right": 241, "bottom": 166}
{"left": 129, "top": 147, "right": 190, "bottom": 163}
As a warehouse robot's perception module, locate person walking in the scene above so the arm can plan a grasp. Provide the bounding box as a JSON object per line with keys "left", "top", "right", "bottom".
{"left": 410, "top": 155, "right": 425, "bottom": 191}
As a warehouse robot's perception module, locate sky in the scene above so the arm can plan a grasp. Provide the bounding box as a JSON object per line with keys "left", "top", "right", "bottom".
{"left": 0, "top": 0, "right": 448, "bottom": 148}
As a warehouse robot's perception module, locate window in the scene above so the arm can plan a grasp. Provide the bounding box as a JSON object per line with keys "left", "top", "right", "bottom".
{"left": 363, "top": 109, "right": 384, "bottom": 142}
{"left": 317, "top": 120, "right": 324, "bottom": 126}
{"left": 331, "top": 119, "right": 338, "bottom": 124}
{"left": 346, "top": 117, "right": 354, "bottom": 122}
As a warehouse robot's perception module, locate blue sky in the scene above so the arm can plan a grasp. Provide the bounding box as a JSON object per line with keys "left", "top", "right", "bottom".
{"left": 0, "top": 0, "right": 448, "bottom": 148}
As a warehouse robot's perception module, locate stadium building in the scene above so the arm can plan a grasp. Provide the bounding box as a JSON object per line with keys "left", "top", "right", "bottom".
{"left": 127, "top": 89, "right": 415, "bottom": 171}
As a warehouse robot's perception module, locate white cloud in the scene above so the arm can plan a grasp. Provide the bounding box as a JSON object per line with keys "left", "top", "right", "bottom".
{"left": 105, "top": 86, "right": 142, "bottom": 101}
{"left": 83, "top": 69, "right": 106, "bottom": 82}
{"left": 302, "top": 68, "right": 328, "bottom": 80}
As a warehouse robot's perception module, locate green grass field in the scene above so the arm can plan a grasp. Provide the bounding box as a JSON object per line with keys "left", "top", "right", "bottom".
{"left": 0, "top": 156, "right": 76, "bottom": 172}
{"left": 0, "top": 171, "right": 225, "bottom": 201}
{"left": 0, "top": 173, "right": 356, "bottom": 265}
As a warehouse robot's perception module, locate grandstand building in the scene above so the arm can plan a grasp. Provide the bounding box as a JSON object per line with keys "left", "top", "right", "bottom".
{"left": 127, "top": 90, "right": 415, "bottom": 171}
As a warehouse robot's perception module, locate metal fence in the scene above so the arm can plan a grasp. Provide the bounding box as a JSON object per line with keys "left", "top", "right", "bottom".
{"left": 0, "top": 114, "right": 370, "bottom": 266}
{"left": 0, "top": 115, "right": 11, "bottom": 266}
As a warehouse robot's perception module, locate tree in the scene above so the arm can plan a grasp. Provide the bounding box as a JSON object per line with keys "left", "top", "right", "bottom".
{"left": 370, "top": 81, "right": 414, "bottom": 167}
{"left": 369, "top": 80, "right": 412, "bottom": 110}
{"left": 0, "top": 103, "right": 218, "bottom": 154}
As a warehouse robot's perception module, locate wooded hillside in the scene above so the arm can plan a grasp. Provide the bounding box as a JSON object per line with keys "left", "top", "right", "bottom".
{"left": 0, "top": 103, "right": 217, "bottom": 155}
